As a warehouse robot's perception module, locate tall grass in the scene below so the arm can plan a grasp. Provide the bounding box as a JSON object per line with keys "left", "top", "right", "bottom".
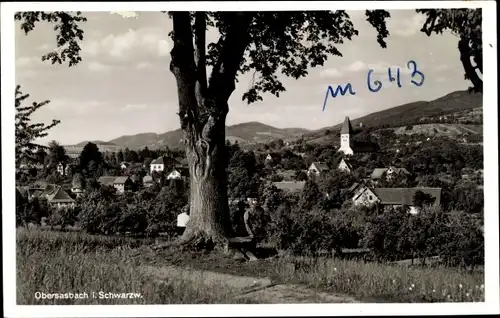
{"left": 16, "top": 228, "right": 485, "bottom": 304}
{"left": 147, "top": 248, "right": 485, "bottom": 302}
{"left": 269, "top": 256, "right": 485, "bottom": 302}
{"left": 16, "top": 228, "right": 254, "bottom": 304}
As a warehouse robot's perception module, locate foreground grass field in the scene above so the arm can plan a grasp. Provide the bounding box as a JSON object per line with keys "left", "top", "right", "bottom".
{"left": 16, "top": 228, "right": 254, "bottom": 304}
{"left": 16, "top": 228, "right": 485, "bottom": 304}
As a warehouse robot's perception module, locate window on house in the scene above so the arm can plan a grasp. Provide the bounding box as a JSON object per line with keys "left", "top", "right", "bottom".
{"left": 369, "top": 195, "right": 373, "bottom": 200}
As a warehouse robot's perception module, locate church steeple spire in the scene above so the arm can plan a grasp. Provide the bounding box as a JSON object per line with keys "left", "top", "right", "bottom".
{"left": 340, "top": 116, "right": 353, "bottom": 135}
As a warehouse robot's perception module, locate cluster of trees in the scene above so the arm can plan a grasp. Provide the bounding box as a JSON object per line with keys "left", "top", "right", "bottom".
{"left": 16, "top": 180, "right": 188, "bottom": 238}
{"left": 251, "top": 181, "right": 484, "bottom": 269}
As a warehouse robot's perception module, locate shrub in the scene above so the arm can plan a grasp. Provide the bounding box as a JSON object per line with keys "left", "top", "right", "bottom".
{"left": 16, "top": 197, "right": 50, "bottom": 227}
{"left": 45, "top": 206, "right": 80, "bottom": 230}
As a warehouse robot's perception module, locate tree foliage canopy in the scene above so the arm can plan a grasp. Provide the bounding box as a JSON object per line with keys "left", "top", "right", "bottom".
{"left": 417, "top": 9, "right": 482, "bottom": 93}
{"left": 15, "top": 85, "right": 60, "bottom": 167}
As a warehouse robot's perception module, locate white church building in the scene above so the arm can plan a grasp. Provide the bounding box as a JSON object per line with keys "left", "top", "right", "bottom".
{"left": 337, "top": 116, "right": 377, "bottom": 156}
{"left": 337, "top": 116, "right": 355, "bottom": 155}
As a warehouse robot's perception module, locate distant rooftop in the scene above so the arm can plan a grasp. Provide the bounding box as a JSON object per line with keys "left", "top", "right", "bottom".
{"left": 273, "top": 181, "right": 306, "bottom": 192}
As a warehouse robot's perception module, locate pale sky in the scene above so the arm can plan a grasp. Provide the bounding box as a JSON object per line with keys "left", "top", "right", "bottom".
{"left": 14, "top": 10, "right": 469, "bottom": 145}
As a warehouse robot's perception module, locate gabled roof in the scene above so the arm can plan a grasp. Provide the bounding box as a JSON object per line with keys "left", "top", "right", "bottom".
{"left": 388, "top": 166, "right": 410, "bottom": 175}
{"left": 151, "top": 156, "right": 181, "bottom": 167}
{"left": 339, "top": 158, "right": 353, "bottom": 170}
{"left": 168, "top": 167, "right": 189, "bottom": 177}
{"left": 273, "top": 181, "right": 306, "bottom": 192}
{"left": 371, "top": 168, "right": 388, "bottom": 179}
{"left": 351, "top": 186, "right": 377, "bottom": 202}
{"left": 346, "top": 182, "right": 360, "bottom": 193}
{"left": 40, "top": 184, "right": 58, "bottom": 197}
{"left": 98, "top": 176, "right": 117, "bottom": 186}
{"left": 143, "top": 175, "right": 153, "bottom": 183}
{"left": 46, "top": 186, "right": 75, "bottom": 203}
{"left": 179, "top": 158, "right": 188, "bottom": 166}
{"left": 150, "top": 157, "right": 164, "bottom": 165}
{"left": 310, "top": 162, "right": 330, "bottom": 172}
{"left": 371, "top": 187, "right": 442, "bottom": 206}
{"left": 340, "top": 116, "right": 353, "bottom": 134}
{"left": 113, "top": 176, "right": 130, "bottom": 184}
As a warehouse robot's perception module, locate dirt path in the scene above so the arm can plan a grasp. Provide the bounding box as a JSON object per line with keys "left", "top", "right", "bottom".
{"left": 141, "top": 264, "right": 359, "bottom": 303}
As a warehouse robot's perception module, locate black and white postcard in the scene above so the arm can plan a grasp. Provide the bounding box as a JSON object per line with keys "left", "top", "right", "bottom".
{"left": 2, "top": 1, "right": 498, "bottom": 317}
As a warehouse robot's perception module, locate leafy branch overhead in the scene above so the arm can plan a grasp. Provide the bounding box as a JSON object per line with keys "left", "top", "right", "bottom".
{"left": 15, "top": 85, "right": 60, "bottom": 166}
{"left": 15, "top": 10, "right": 391, "bottom": 104}
{"left": 416, "top": 9, "right": 482, "bottom": 93}
{"left": 15, "top": 11, "right": 87, "bottom": 67}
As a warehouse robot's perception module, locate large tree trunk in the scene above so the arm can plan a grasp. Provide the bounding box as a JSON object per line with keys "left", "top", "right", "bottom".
{"left": 166, "top": 12, "right": 252, "bottom": 250}
{"left": 458, "top": 36, "right": 483, "bottom": 93}
{"left": 179, "top": 109, "right": 232, "bottom": 248}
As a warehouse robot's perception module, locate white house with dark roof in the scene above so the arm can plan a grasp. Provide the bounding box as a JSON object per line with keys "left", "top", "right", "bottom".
{"left": 352, "top": 186, "right": 441, "bottom": 214}
{"left": 371, "top": 166, "right": 410, "bottom": 180}
{"left": 150, "top": 156, "right": 166, "bottom": 174}
{"left": 113, "top": 176, "right": 133, "bottom": 194}
{"left": 120, "top": 162, "right": 130, "bottom": 170}
{"left": 308, "top": 162, "right": 330, "bottom": 177}
{"left": 338, "top": 158, "right": 354, "bottom": 173}
{"left": 166, "top": 167, "right": 189, "bottom": 181}
{"left": 150, "top": 156, "right": 181, "bottom": 174}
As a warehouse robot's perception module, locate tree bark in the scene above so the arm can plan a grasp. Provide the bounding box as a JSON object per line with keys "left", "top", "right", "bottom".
{"left": 166, "top": 12, "right": 252, "bottom": 250}
{"left": 458, "top": 36, "right": 483, "bottom": 93}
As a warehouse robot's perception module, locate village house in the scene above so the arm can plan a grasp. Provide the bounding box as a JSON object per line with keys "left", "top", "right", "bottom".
{"left": 337, "top": 116, "right": 377, "bottom": 156}
{"left": 338, "top": 158, "right": 354, "bottom": 173}
{"left": 150, "top": 156, "right": 166, "bottom": 174}
{"left": 97, "top": 176, "right": 117, "bottom": 187}
{"left": 24, "top": 181, "right": 53, "bottom": 200}
{"left": 120, "top": 162, "right": 130, "bottom": 170}
{"left": 351, "top": 186, "right": 442, "bottom": 214}
{"left": 370, "top": 166, "right": 410, "bottom": 181}
{"left": 342, "top": 182, "right": 365, "bottom": 199}
{"left": 26, "top": 183, "right": 76, "bottom": 209}
{"left": 264, "top": 153, "right": 276, "bottom": 163}
{"left": 149, "top": 156, "right": 181, "bottom": 174}
{"left": 44, "top": 186, "right": 76, "bottom": 209}
{"left": 113, "top": 176, "right": 133, "bottom": 194}
{"left": 308, "top": 162, "right": 330, "bottom": 177}
{"left": 142, "top": 175, "right": 154, "bottom": 187}
{"left": 56, "top": 162, "right": 71, "bottom": 176}
{"left": 272, "top": 181, "right": 306, "bottom": 193}
{"left": 166, "top": 167, "right": 189, "bottom": 181}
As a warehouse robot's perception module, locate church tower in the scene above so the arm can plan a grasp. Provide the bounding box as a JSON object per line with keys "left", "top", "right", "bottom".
{"left": 337, "top": 116, "right": 354, "bottom": 155}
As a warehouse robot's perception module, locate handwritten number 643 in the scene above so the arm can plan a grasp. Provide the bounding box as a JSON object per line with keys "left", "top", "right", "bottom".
{"left": 368, "top": 60, "right": 425, "bottom": 92}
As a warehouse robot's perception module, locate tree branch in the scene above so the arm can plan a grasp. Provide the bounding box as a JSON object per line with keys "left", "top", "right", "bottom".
{"left": 458, "top": 36, "right": 483, "bottom": 93}
{"left": 208, "top": 13, "right": 253, "bottom": 106}
{"left": 194, "top": 12, "right": 208, "bottom": 107}
{"left": 170, "top": 12, "right": 202, "bottom": 145}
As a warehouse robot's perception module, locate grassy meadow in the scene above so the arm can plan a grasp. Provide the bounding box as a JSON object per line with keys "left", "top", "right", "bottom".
{"left": 16, "top": 227, "right": 485, "bottom": 304}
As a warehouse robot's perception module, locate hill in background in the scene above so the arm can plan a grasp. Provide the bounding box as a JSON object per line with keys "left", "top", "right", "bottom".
{"left": 70, "top": 90, "right": 482, "bottom": 151}
{"left": 303, "top": 90, "right": 482, "bottom": 146}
